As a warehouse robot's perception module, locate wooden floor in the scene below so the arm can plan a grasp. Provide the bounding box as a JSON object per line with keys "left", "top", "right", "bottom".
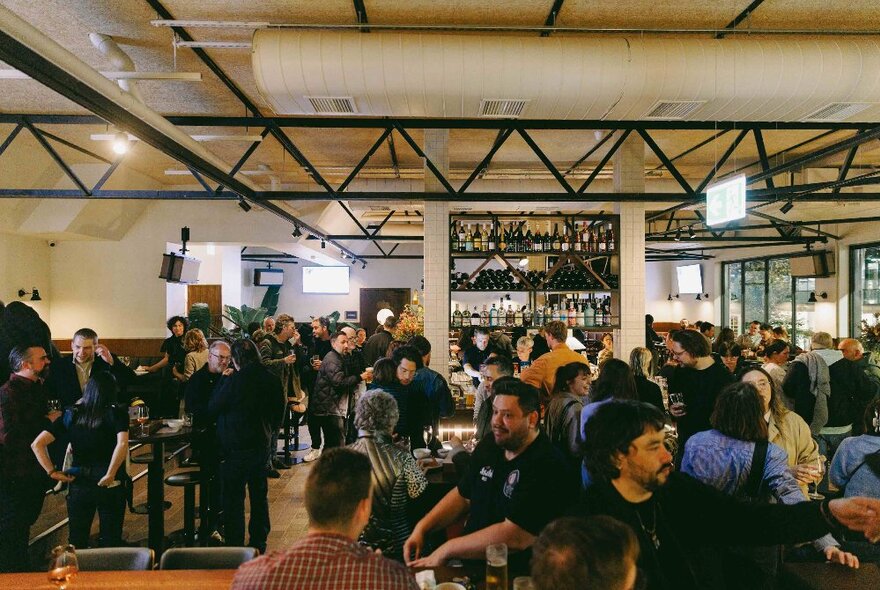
{"left": 28, "top": 426, "right": 315, "bottom": 566}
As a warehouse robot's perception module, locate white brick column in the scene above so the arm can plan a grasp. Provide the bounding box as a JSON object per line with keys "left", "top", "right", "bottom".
{"left": 423, "top": 130, "right": 450, "bottom": 374}
{"left": 613, "top": 133, "right": 646, "bottom": 362}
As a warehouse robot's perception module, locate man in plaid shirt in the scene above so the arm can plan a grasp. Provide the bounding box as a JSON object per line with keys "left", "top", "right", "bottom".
{"left": 232, "top": 447, "right": 418, "bottom": 590}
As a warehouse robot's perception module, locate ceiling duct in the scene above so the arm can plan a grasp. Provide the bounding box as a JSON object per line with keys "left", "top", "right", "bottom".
{"left": 252, "top": 31, "right": 880, "bottom": 121}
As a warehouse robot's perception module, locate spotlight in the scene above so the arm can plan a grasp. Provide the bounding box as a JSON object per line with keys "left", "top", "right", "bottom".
{"left": 780, "top": 200, "right": 794, "bottom": 214}
{"left": 111, "top": 131, "right": 129, "bottom": 155}
{"left": 237, "top": 199, "right": 251, "bottom": 212}
{"left": 696, "top": 294, "right": 702, "bottom": 301}
{"left": 341, "top": 252, "right": 347, "bottom": 259}
{"left": 292, "top": 226, "right": 302, "bottom": 238}
{"left": 688, "top": 226, "right": 696, "bottom": 239}
{"left": 351, "top": 258, "right": 356, "bottom": 265}
{"left": 321, "top": 239, "right": 326, "bottom": 249}
{"left": 674, "top": 229, "right": 681, "bottom": 242}
{"left": 362, "top": 262, "right": 367, "bottom": 270}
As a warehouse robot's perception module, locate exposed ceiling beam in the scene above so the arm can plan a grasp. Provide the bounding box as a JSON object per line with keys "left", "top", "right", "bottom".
{"left": 540, "top": 0, "right": 566, "bottom": 37}
{"left": 646, "top": 235, "right": 828, "bottom": 243}
{"left": 715, "top": 0, "right": 766, "bottom": 39}
{"left": 662, "top": 241, "right": 823, "bottom": 253}
{"left": 1, "top": 113, "right": 872, "bottom": 131}
{"left": 352, "top": 0, "right": 370, "bottom": 32}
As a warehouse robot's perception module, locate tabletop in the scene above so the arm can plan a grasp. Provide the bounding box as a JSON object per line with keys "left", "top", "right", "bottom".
{"left": 0, "top": 569, "right": 236, "bottom": 589}
{"left": 129, "top": 423, "right": 193, "bottom": 444}
{"left": 780, "top": 562, "right": 880, "bottom": 590}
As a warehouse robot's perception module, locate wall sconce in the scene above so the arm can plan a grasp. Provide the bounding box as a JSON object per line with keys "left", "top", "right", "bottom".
{"left": 695, "top": 293, "right": 710, "bottom": 301}
{"left": 807, "top": 291, "right": 828, "bottom": 303}
{"left": 668, "top": 293, "right": 679, "bottom": 301}
{"left": 18, "top": 288, "right": 41, "bottom": 301}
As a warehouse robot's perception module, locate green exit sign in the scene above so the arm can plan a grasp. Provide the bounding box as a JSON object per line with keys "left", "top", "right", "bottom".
{"left": 706, "top": 175, "right": 746, "bottom": 226}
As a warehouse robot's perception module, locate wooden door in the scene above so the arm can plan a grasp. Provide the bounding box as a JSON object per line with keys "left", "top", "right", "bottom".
{"left": 187, "top": 284, "right": 222, "bottom": 334}
{"left": 360, "top": 288, "right": 411, "bottom": 336}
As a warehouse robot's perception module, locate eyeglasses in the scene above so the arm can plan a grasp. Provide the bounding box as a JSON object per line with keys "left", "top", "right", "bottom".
{"left": 749, "top": 379, "right": 771, "bottom": 388}
{"left": 210, "top": 352, "right": 231, "bottom": 362}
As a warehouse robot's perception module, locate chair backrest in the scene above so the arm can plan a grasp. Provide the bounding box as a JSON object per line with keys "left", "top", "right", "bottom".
{"left": 76, "top": 547, "right": 154, "bottom": 571}
{"left": 159, "top": 547, "right": 259, "bottom": 570}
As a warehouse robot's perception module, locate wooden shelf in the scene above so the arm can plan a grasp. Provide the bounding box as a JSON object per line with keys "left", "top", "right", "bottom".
{"left": 451, "top": 249, "right": 616, "bottom": 258}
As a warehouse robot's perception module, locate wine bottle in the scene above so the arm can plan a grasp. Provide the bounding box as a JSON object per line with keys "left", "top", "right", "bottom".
{"left": 573, "top": 222, "right": 583, "bottom": 252}
{"left": 473, "top": 224, "right": 483, "bottom": 252}
{"left": 524, "top": 225, "right": 533, "bottom": 252}
{"left": 598, "top": 225, "right": 606, "bottom": 252}
{"left": 487, "top": 222, "right": 496, "bottom": 251}
{"left": 499, "top": 223, "right": 508, "bottom": 251}
{"left": 458, "top": 222, "right": 466, "bottom": 252}
{"left": 606, "top": 224, "right": 615, "bottom": 252}
{"left": 587, "top": 227, "right": 595, "bottom": 253}
{"left": 465, "top": 224, "right": 474, "bottom": 252}
{"left": 561, "top": 224, "right": 569, "bottom": 252}
{"left": 543, "top": 222, "right": 552, "bottom": 252}
{"left": 552, "top": 223, "right": 561, "bottom": 251}
{"left": 451, "top": 223, "right": 459, "bottom": 252}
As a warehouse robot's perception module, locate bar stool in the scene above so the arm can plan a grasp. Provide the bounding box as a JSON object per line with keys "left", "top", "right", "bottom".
{"left": 165, "top": 469, "right": 202, "bottom": 547}
{"left": 129, "top": 451, "right": 172, "bottom": 515}
{"left": 283, "top": 403, "right": 307, "bottom": 465}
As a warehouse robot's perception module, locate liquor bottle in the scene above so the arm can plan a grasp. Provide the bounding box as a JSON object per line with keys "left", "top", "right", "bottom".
{"left": 606, "top": 224, "right": 615, "bottom": 252}
{"left": 514, "top": 306, "right": 523, "bottom": 327}
{"left": 568, "top": 299, "right": 577, "bottom": 327}
{"left": 522, "top": 305, "right": 533, "bottom": 327}
{"left": 598, "top": 225, "right": 606, "bottom": 252}
{"left": 480, "top": 304, "right": 489, "bottom": 327}
{"left": 506, "top": 304, "right": 515, "bottom": 327}
{"left": 551, "top": 223, "right": 561, "bottom": 251}
{"left": 452, "top": 303, "right": 461, "bottom": 327}
{"left": 573, "top": 222, "right": 583, "bottom": 252}
{"left": 489, "top": 303, "right": 499, "bottom": 327}
{"left": 561, "top": 225, "right": 569, "bottom": 252}
{"left": 473, "top": 224, "right": 483, "bottom": 252}
{"left": 515, "top": 225, "right": 525, "bottom": 253}
{"left": 451, "top": 223, "right": 459, "bottom": 252}
{"left": 524, "top": 225, "right": 533, "bottom": 252}
{"left": 465, "top": 224, "right": 474, "bottom": 252}
{"left": 575, "top": 302, "right": 585, "bottom": 326}
{"left": 534, "top": 305, "right": 544, "bottom": 327}
{"left": 458, "top": 222, "right": 466, "bottom": 252}
{"left": 551, "top": 304, "right": 561, "bottom": 322}
{"left": 471, "top": 306, "right": 480, "bottom": 326}
{"left": 559, "top": 303, "right": 568, "bottom": 325}
{"left": 534, "top": 226, "right": 543, "bottom": 252}
{"left": 487, "top": 223, "right": 496, "bottom": 251}
{"left": 581, "top": 223, "right": 590, "bottom": 251}
{"left": 587, "top": 227, "right": 595, "bottom": 253}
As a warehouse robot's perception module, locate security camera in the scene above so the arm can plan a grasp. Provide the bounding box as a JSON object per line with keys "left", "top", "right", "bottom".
{"left": 47, "top": 240, "right": 57, "bottom": 247}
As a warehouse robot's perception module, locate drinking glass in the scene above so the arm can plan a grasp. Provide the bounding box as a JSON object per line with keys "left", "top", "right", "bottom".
{"left": 424, "top": 424, "right": 434, "bottom": 449}
{"left": 47, "top": 544, "right": 78, "bottom": 590}
{"left": 807, "top": 455, "right": 827, "bottom": 500}
{"left": 668, "top": 392, "right": 686, "bottom": 416}
{"left": 513, "top": 577, "right": 536, "bottom": 590}
{"left": 486, "top": 543, "right": 508, "bottom": 590}
{"left": 135, "top": 405, "right": 150, "bottom": 436}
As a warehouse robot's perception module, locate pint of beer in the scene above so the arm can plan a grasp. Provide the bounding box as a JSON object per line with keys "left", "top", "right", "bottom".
{"left": 486, "top": 543, "right": 508, "bottom": 590}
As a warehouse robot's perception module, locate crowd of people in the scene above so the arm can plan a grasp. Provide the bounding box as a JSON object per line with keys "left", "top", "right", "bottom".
{"left": 2, "top": 298, "right": 880, "bottom": 589}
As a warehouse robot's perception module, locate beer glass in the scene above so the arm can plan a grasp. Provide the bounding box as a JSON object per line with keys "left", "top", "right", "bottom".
{"left": 486, "top": 543, "right": 508, "bottom": 590}
{"left": 48, "top": 544, "right": 78, "bottom": 589}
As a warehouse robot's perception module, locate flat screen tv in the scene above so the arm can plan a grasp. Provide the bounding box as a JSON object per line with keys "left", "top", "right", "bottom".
{"left": 676, "top": 264, "right": 703, "bottom": 294}
{"left": 302, "top": 266, "right": 350, "bottom": 294}
{"left": 790, "top": 251, "right": 835, "bottom": 278}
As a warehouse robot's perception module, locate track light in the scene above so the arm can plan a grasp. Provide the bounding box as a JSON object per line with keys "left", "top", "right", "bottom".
{"left": 674, "top": 229, "right": 681, "bottom": 242}
{"left": 237, "top": 199, "right": 251, "bottom": 212}
{"left": 362, "top": 262, "right": 367, "bottom": 270}
{"left": 321, "top": 239, "right": 326, "bottom": 249}
{"left": 292, "top": 226, "right": 302, "bottom": 238}
{"left": 780, "top": 200, "right": 794, "bottom": 214}
{"left": 688, "top": 226, "right": 696, "bottom": 239}
{"left": 351, "top": 258, "right": 356, "bottom": 265}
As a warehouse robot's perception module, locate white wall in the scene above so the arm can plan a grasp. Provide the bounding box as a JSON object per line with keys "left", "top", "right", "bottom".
{"left": 0, "top": 232, "right": 52, "bottom": 323}
{"left": 240, "top": 258, "right": 423, "bottom": 323}
{"left": 645, "top": 260, "right": 716, "bottom": 326}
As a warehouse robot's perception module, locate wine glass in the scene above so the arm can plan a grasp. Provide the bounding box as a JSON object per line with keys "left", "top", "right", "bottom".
{"left": 423, "top": 425, "right": 434, "bottom": 450}
{"left": 807, "top": 455, "right": 827, "bottom": 500}
{"left": 48, "top": 544, "right": 78, "bottom": 589}
{"left": 135, "top": 405, "right": 150, "bottom": 436}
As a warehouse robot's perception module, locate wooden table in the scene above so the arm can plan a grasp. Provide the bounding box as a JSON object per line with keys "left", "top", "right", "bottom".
{"left": 129, "top": 423, "right": 193, "bottom": 555}
{"left": 0, "top": 569, "right": 236, "bottom": 589}
{"left": 780, "top": 562, "right": 880, "bottom": 590}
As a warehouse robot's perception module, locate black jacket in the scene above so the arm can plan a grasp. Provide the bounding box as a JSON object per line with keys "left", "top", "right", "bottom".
{"left": 783, "top": 356, "right": 874, "bottom": 431}
{"left": 312, "top": 350, "right": 360, "bottom": 417}
{"left": 209, "top": 363, "right": 284, "bottom": 453}
{"left": 46, "top": 354, "right": 135, "bottom": 407}
{"left": 576, "top": 472, "right": 835, "bottom": 590}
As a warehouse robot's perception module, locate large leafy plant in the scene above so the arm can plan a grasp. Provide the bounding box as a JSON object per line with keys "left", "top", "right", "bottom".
{"left": 222, "top": 304, "right": 267, "bottom": 336}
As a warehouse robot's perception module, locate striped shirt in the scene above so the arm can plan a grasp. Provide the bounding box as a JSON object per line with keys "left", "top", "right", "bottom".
{"left": 231, "top": 532, "right": 418, "bottom": 590}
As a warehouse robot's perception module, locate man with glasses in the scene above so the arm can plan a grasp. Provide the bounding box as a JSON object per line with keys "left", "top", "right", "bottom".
{"left": 184, "top": 340, "right": 232, "bottom": 542}
{"left": 667, "top": 330, "right": 732, "bottom": 456}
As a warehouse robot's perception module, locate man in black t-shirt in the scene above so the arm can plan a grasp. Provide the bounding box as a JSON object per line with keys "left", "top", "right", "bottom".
{"left": 667, "top": 330, "right": 733, "bottom": 457}
{"left": 462, "top": 327, "right": 496, "bottom": 387}
{"left": 404, "top": 378, "right": 578, "bottom": 576}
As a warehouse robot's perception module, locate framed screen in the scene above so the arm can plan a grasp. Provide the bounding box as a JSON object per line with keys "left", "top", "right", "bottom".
{"left": 303, "top": 266, "right": 350, "bottom": 294}
{"left": 676, "top": 264, "right": 703, "bottom": 294}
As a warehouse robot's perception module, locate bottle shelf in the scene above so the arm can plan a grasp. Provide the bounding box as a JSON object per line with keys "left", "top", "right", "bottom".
{"left": 451, "top": 250, "right": 616, "bottom": 258}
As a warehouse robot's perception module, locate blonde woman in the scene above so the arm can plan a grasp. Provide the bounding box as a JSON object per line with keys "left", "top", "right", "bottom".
{"left": 629, "top": 347, "right": 664, "bottom": 411}
{"left": 178, "top": 328, "right": 209, "bottom": 382}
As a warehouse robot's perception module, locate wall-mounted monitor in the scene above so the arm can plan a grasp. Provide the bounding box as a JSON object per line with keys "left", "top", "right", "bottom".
{"left": 159, "top": 253, "right": 200, "bottom": 284}
{"left": 676, "top": 264, "right": 703, "bottom": 294}
{"left": 790, "top": 251, "right": 835, "bottom": 278}
{"left": 303, "top": 266, "right": 350, "bottom": 294}
{"left": 254, "top": 267, "right": 284, "bottom": 286}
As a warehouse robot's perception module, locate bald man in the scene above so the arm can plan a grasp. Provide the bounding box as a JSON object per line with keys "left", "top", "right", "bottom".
{"left": 839, "top": 338, "right": 880, "bottom": 434}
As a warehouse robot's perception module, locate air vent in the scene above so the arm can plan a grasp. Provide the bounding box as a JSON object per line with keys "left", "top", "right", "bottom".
{"left": 479, "top": 99, "right": 529, "bottom": 118}
{"left": 645, "top": 100, "right": 706, "bottom": 120}
{"left": 305, "top": 96, "right": 358, "bottom": 114}
{"left": 804, "top": 102, "right": 874, "bottom": 122}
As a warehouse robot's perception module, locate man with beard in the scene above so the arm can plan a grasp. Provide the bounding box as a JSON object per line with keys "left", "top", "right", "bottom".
{"left": 0, "top": 345, "right": 58, "bottom": 572}
{"left": 576, "top": 400, "right": 880, "bottom": 590}
{"left": 404, "top": 378, "right": 578, "bottom": 576}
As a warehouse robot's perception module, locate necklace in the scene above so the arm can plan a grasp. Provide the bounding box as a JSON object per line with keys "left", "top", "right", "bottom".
{"left": 635, "top": 502, "right": 661, "bottom": 550}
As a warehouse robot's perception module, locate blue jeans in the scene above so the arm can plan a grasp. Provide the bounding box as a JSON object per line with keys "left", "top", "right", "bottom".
{"left": 220, "top": 448, "right": 269, "bottom": 552}
{"left": 67, "top": 480, "right": 126, "bottom": 549}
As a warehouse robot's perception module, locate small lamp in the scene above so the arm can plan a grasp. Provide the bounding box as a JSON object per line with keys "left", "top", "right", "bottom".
{"left": 18, "top": 288, "right": 41, "bottom": 301}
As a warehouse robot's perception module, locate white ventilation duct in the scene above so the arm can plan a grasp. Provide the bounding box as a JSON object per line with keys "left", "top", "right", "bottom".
{"left": 89, "top": 33, "right": 143, "bottom": 103}
{"left": 252, "top": 31, "right": 880, "bottom": 122}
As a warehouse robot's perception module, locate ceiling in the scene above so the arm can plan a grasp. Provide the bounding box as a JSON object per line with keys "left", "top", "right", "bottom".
{"left": 2, "top": 0, "right": 880, "bottom": 261}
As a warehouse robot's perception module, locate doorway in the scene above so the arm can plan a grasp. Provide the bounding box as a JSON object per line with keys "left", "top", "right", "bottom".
{"left": 187, "top": 284, "right": 223, "bottom": 334}
{"left": 360, "top": 288, "right": 411, "bottom": 336}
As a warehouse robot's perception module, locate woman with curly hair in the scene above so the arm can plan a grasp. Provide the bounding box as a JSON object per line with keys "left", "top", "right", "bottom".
{"left": 144, "top": 316, "right": 188, "bottom": 417}
{"left": 180, "top": 328, "right": 209, "bottom": 382}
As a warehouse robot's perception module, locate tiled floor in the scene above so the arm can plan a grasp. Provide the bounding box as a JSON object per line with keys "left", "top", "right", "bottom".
{"left": 28, "top": 426, "right": 315, "bottom": 566}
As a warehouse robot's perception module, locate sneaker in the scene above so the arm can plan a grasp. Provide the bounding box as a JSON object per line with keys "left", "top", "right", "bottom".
{"left": 303, "top": 448, "right": 322, "bottom": 463}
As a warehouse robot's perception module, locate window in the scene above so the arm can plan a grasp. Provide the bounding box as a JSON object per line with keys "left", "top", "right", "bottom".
{"left": 850, "top": 242, "right": 880, "bottom": 337}
{"left": 722, "top": 253, "right": 818, "bottom": 346}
